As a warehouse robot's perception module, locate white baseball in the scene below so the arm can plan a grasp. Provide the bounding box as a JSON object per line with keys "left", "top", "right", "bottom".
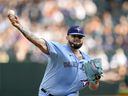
{"left": 8, "top": 10, "right": 15, "bottom": 15}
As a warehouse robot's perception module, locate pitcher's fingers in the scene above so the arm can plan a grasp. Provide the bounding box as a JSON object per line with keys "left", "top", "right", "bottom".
{"left": 9, "top": 17, "right": 18, "bottom": 24}
{"left": 14, "top": 16, "right": 20, "bottom": 23}
{"left": 12, "top": 22, "right": 18, "bottom": 27}
{"left": 8, "top": 16, "right": 14, "bottom": 22}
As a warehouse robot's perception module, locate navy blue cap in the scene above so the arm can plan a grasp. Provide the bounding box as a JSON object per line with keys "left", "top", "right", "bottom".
{"left": 67, "top": 25, "right": 85, "bottom": 37}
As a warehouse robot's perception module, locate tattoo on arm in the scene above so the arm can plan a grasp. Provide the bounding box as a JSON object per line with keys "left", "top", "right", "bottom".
{"left": 17, "top": 26, "right": 48, "bottom": 54}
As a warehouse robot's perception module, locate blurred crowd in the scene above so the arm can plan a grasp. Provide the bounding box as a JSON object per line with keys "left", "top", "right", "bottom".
{"left": 0, "top": 0, "right": 128, "bottom": 87}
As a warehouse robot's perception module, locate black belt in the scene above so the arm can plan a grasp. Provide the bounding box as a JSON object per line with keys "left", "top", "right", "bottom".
{"left": 41, "top": 88, "right": 54, "bottom": 96}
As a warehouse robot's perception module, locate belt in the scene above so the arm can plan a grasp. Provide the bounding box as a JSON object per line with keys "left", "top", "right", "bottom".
{"left": 41, "top": 88, "right": 54, "bottom": 96}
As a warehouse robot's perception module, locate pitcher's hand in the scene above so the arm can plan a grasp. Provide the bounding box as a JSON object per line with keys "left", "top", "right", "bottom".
{"left": 7, "top": 10, "right": 21, "bottom": 29}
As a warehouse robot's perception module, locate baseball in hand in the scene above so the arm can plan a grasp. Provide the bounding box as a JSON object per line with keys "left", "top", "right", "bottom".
{"left": 8, "top": 10, "right": 15, "bottom": 15}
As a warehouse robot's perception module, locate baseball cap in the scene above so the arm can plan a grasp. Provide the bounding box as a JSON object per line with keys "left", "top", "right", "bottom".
{"left": 67, "top": 25, "right": 85, "bottom": 37}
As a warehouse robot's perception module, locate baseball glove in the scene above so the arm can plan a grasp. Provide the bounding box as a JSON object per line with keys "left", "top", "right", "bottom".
{"left": 84, "top": 58, "right": 103, "bottom": 84}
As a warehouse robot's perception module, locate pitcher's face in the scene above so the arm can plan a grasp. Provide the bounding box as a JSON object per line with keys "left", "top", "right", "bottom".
{"left": 66, "top": 35, "right": 84, "bottom": 49}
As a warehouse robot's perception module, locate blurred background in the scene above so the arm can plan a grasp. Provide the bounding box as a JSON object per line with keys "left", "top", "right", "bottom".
{"left": 0, "top": 0, "right": 128, "bottom": 96}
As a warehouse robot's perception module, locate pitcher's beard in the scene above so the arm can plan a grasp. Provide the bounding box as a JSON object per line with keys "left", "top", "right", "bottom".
{"left": 69, "top": 41, "right": 82, "bottom": 49}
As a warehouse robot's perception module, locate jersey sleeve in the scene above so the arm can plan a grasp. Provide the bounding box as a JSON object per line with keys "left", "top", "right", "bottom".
{"left": 44, "top": 40, "right": 59, "bottom": 58}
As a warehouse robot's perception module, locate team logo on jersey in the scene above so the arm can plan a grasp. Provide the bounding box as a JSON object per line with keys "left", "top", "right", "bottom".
{"left": 63, "top": 61, "right": 85, "bottom": 71}
{"left": 63, "top": 61, "right": 78, "bottom": 67}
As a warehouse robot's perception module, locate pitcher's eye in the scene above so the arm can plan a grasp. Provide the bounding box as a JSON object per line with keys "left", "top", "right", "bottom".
{"left": 71, "top": 35, "right": 83, "bottom": 39}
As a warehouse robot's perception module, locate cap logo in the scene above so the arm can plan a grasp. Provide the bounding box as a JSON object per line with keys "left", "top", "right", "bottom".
{"left": 76, "top": 27, "right": 81, "bottom": 33}
{"left": 67, "top": 25, "right": 85, "bottom": 36}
